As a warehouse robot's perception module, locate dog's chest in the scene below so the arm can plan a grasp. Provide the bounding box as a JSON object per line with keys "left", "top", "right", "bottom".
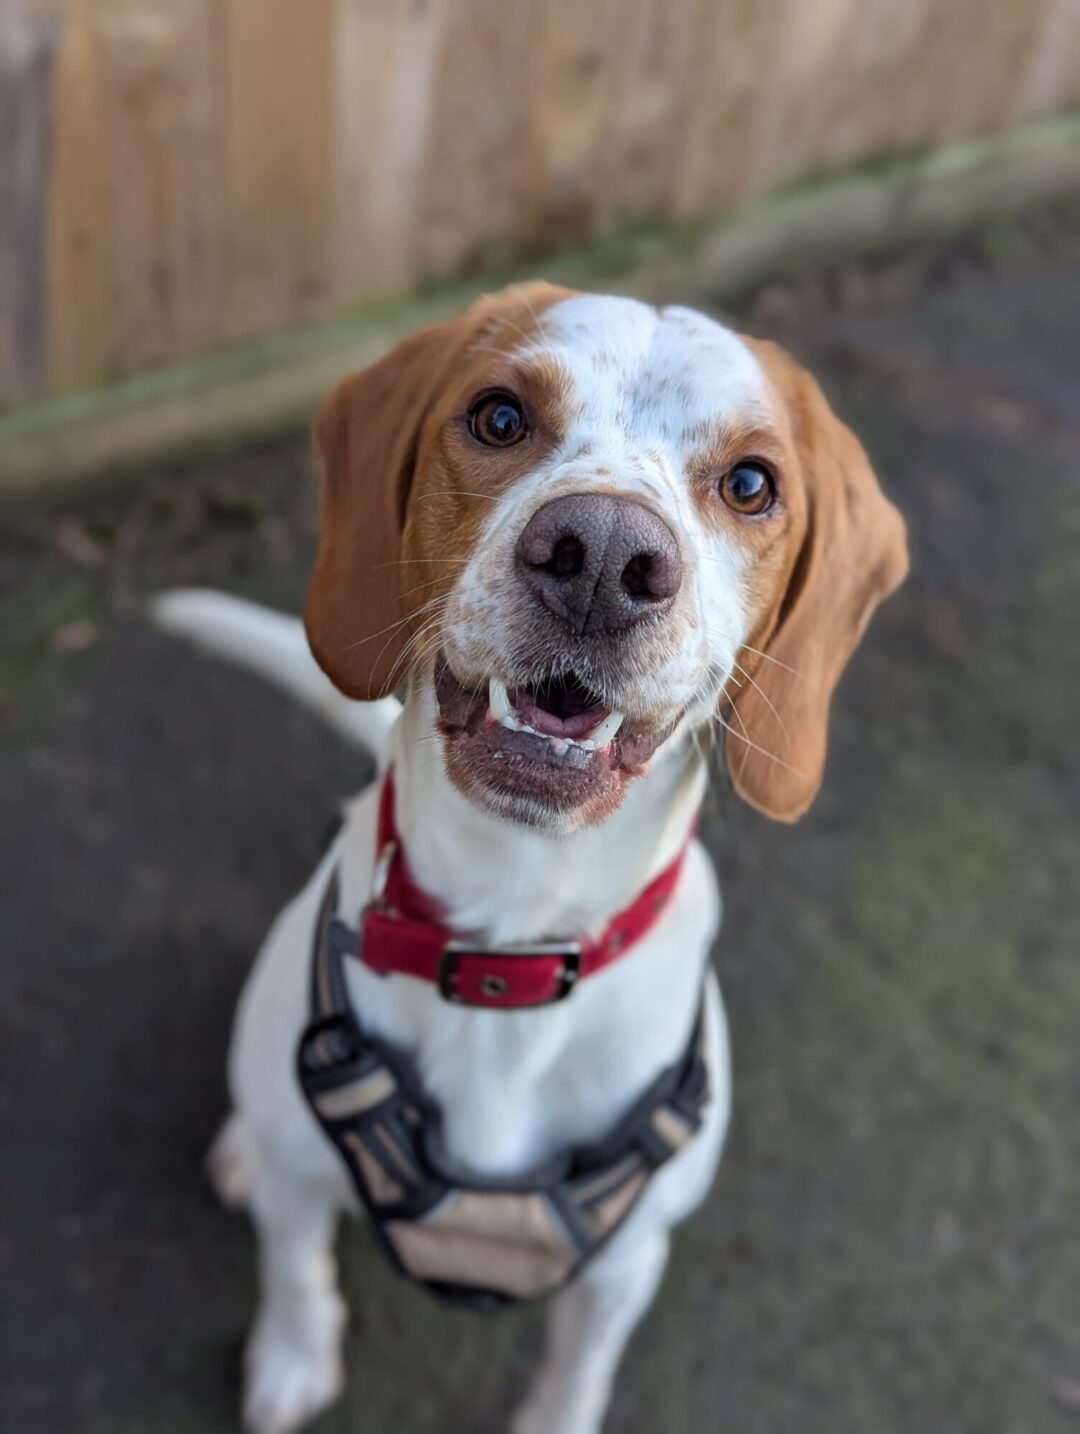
{"left": 342, "top": 840, "right": 717, "bottom": 1179}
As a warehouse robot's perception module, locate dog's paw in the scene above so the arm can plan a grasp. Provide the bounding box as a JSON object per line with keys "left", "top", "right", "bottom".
{"left": 243, "top": 1315, "right": 345, "bottom": 1432}
{"left": 207, "top": 1113, "right": 257, "bottom": 1209}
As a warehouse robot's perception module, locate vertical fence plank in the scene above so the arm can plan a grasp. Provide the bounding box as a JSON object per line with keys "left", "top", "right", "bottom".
{"left": 1015, "top": 0, "right": 1080, "bottom": 121}
{"left": 0, "top": 1, "right": 59, "bottom": 405}
{"left": 590, "top": 0, "right": 700, "bottom": 234}
{"left": 673, "top": 0, "right": 790, "bottom": 217}
{"left": 89, "top": 0, "right": 224, "bottom": 374}
{"left": 332, "top": 0, "right": 447, "bottom": 299}
{"left": 415, "top": 0, "right": 531, "bottom": 278}
{"left": 224, "top": 0, "right": 335, "bottom": 337}
{"left": 513, "top": 0, "right": 622, "bottom": 251}
{"left": 47, "top": 0, "right": 110, "bottom": 394}
{"left": 744, "top": 0, "right": 860, "bottom": 190}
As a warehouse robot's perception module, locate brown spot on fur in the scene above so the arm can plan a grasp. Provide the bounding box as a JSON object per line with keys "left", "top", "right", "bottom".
{"left": 713, "top": 334, "right": 908, "bottom": 821}
{"left": 305, "top": 282, "right": 576, "bottom": 699}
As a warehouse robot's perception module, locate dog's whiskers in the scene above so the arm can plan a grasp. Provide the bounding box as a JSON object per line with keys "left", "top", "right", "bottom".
{"left": 729, "top": 656, "right": 791, "bottom": 746}
{"left": 382, "top": 609, "right": 449, "bottom": 691}
{"left": 364, "top": 594, "right": 448, "bottom": 684}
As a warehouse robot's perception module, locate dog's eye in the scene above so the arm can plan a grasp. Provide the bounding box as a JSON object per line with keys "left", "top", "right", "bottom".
{"left": 719, "top": 462, "right": 774, "bottom": 515}
{"left": 469, "top": 393, "right": 527, "bottom": 448}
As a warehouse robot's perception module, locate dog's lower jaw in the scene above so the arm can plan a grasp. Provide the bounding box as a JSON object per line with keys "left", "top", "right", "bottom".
{"left": 431, "top": 658, "right": 686, "bottom": 835}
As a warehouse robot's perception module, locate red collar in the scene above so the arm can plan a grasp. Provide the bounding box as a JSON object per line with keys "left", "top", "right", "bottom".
{"left": 356, "top": 770, "right": 692, "bottom": 1009}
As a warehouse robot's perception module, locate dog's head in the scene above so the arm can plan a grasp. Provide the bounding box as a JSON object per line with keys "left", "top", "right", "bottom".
{"left": 306, "top": 284, "right": 907, "bottom": 832}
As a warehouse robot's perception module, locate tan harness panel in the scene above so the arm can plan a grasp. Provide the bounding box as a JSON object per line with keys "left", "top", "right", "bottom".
{"left": 297, "top": 870, "right": 710, "bottom": 1309}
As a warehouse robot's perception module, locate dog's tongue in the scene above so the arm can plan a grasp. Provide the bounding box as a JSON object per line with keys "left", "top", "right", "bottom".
{"left": 511, "top": 688, "right": 608, "bottom": 740}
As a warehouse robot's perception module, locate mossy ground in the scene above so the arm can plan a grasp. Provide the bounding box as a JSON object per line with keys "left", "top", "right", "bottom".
{"left": 2, "top": 202, "right": 1078, "bottom": 1432}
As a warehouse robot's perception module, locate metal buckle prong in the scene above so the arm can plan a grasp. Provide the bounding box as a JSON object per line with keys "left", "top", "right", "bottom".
{"left": 366, "top": 840, "right": 397, "bottom": 911}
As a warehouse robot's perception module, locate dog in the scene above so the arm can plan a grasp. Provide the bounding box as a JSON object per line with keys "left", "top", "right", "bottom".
{"left": 154, "top": 282, "right": 907, "bottom": 1434}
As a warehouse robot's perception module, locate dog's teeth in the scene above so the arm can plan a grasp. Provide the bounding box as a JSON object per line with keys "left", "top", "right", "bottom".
{"left": 489, "top": 677, "right": 513, "bottom": 721}
{"left": 586, "top": 711, "right": 624, "bottom": 747}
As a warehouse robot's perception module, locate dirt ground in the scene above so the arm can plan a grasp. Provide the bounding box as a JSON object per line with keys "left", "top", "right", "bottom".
{"left": 2, "top": 201, "right": 1079, "bottom": 1434}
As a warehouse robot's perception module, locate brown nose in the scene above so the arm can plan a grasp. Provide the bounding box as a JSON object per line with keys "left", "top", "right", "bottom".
{"left": 516, "top": 493, "right": 682, "bottom": 635}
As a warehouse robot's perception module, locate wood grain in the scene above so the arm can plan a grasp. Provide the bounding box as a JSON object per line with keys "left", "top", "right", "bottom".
{"left": 223, "top": 0, "right": 335, "bottom": 337}
{"left": 0, "top": 1, "right": 58, "bottom": 404}
{"left": 1, "top": 0, "right": 1077, "bottom": 409}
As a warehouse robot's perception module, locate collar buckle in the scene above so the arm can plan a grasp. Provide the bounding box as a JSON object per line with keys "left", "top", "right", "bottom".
{"left": 438, "top": 940, "right": 582, "bottom": 1007}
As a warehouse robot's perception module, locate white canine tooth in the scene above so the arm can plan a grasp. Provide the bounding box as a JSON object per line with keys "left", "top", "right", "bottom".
{"left": 489, "top": 677, "right": 513, "bottom": 721}
{"left": 586, "top": 710, "right": 625, "bottom": 747}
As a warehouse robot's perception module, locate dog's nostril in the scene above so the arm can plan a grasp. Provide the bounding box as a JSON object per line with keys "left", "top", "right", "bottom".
{"left": 545, "top": 534, "right": 585, "bottom": 581}
{"left": 621, "top": 552, "right": 657, "bottom": 601}
{"left": 621, "top": 549, "right": 680, "bottom": 603}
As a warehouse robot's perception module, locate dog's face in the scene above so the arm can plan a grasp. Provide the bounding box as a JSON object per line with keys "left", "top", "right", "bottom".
{"left": 306, "top": 284, "right": 907, "bottom": 832}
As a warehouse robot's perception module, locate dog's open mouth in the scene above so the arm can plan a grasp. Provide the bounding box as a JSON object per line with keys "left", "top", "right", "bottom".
{"left": 435, "top": 656, "right": 679, "bottom": 819}
{"left": 488, "top": 672, "right": 624, "bottom": 753}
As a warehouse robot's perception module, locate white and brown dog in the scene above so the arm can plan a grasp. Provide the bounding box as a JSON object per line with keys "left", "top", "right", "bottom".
{"left": 155, "top": 283, "right": 907, "bottom": 1434}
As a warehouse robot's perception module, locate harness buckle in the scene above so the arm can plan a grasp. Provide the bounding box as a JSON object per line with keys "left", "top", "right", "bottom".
{"left": 438, "top": 940, "right": 582, "bottom": 1007}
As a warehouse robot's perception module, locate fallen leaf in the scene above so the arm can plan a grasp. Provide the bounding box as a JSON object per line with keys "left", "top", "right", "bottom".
{"left": 50, "top": 620, "right": 98, "bottom": 653}
{"left": 54, "top": 521, "right": 107, "bottom": 570}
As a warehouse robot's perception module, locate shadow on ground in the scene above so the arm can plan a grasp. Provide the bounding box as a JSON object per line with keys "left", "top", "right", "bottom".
{"left": 2, "top": 202, "right": 1079, "bottom": 1433}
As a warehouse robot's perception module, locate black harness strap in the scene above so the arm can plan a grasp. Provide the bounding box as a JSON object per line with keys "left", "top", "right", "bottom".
{"left": 297, "top": 865, "right": 710, "bottom": 1310}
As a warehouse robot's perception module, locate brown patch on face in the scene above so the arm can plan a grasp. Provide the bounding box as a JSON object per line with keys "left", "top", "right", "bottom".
{"left": 304, "top": 281, "right": 575, "bottom": 698}
{"left": 713, "top": 334, "right": 908, "bottom": 821}
{"left": 686, "top": 414, "right": 806, "bottom": 699}
{"left": 399, "top": 348, "right": 579, "bottom": 669}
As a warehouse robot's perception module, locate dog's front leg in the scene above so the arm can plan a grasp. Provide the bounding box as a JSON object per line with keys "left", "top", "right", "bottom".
{"left": 243, "top": 1155, "right": 346, "bottom": 1433}
{"left": 511, "top": 1230, "right": 670, "bottom": 1434}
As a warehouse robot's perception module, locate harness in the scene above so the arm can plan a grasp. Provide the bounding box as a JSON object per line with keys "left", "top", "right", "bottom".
{"left": 296, "top": 774, "right": 710, "bottom": 1310}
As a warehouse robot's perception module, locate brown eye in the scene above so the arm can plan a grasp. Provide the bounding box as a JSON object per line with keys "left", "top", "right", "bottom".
{"left": 469, "top": 393, "right": 527, "bottom": 447}
{"left": 719, "top": 462, "right": 774, "bottom": 515}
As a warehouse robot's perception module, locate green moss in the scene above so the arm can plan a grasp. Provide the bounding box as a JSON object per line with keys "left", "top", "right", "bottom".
{"left": 0, "top": 574, "right": 108, "bottom": 743}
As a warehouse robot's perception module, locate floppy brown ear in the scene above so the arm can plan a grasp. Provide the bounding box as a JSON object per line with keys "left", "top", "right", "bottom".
{"left": 726, "top": 343, "right": 909, "bottom": 821}
{"left": 305, "top": 282, "right": 574, "bottom": 699}
{"left": 304, "top": 322, "right": 463, "bottom": 699}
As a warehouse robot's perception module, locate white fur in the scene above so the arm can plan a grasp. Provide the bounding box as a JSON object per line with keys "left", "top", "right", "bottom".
{"left": 216, "top": 690, "right": 730, "bottom": 1434}
{"left": 156, "top": 631, "right": 731, "bottom": 1433}
{"left": 151, "top": 296, "right": 773, "bottom": 1433}
{"left": 447, "top": 297, "right": 764, "bottom": 725}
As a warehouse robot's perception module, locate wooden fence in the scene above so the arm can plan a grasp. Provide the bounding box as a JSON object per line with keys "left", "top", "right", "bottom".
{"left": 3, "top": 0, "right": 1080, "bottom": 409}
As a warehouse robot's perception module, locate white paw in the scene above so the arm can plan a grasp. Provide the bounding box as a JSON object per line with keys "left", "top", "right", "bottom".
{"left": 243, "top": 1313, "right": 345, "bottom": 1432}
{"left": 207, "top": 1114, "right": 257, "bottom": 1209}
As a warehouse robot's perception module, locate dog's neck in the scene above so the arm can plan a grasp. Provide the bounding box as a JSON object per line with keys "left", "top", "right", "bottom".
{"left": 388, "top": 685, "right": 707, "bottom": 948}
